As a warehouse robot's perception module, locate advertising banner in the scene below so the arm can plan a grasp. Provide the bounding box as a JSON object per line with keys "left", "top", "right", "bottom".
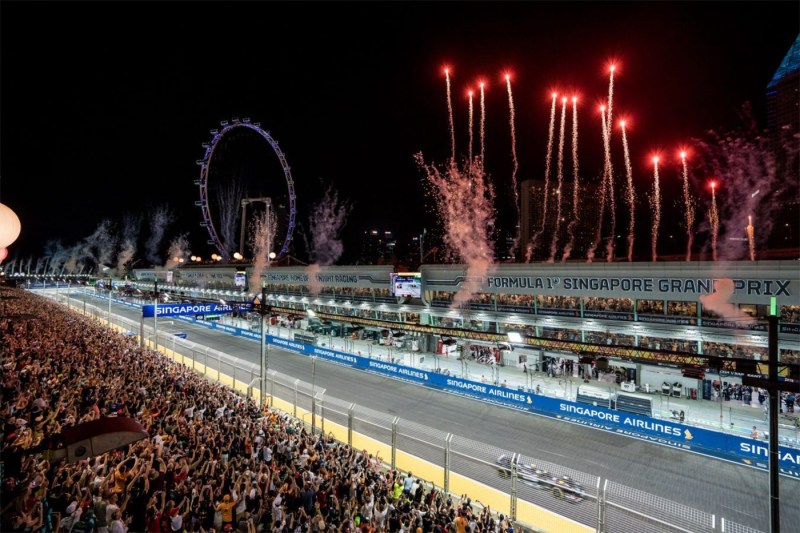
{"left": 142, "top": 302, "right": 253, "bottom": 318}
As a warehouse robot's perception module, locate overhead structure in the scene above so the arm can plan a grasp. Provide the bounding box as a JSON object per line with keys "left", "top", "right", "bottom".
{"left": 195, "top": 118, "right": 297, "bottom": 260}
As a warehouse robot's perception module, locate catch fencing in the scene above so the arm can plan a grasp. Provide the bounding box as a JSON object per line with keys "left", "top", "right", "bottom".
{"left": 47, "top": 289, "right": 766, "bottom": 533}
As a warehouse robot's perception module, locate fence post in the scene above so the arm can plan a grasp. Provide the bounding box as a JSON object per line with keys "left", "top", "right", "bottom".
{"left": 598, "top": 478, "right": 607, "bottom": 533}
{"left": 270, "top": 372, "right": 275, "bottom": 401}
{"left": 510, "top": 453, "right": 518, "bottom": 521}
{"left": 248, "top": 368, "right": 254, "bottom": 398}
{"left": 319, "top": 392, "right": 325, "bottom": 435}
{"left": 311, "top": 392, "right": 316, "bottom": 435}
{"left": 139, "top": 315, "right": 144, "bottom": 348}
{"left": 233, "top": 366, "right": 237, "bottom": 391}
{"left": 391, "top": 417, "right": 399, "bottom": 470}
{"left": 444, "top": 434, "right": 453, "bottom": 493}
{"left": 347, "top": 403, "right": 355, "bottom": 446}
{"left": 293, "top": 379, "right": 300, "bottom": 418}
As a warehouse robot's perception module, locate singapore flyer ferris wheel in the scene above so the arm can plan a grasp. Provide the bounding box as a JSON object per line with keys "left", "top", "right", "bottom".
{"left": 195, "top": 118, "right": 297, "bottom": 261}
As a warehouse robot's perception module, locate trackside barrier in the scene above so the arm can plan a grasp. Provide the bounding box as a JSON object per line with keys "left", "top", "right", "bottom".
{"left": 45, "top": 291, "right": 767, "bottom": 533}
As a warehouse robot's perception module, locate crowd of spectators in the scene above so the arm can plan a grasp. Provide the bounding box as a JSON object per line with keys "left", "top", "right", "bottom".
{"left": 430, "top": 292, "right": 453, "bottom": 304}
{"left": 703, "top": 342, "right": 768, "bottom": 360}
{"left": 539, "top": 328, "right": 580, "bottom": 342}
{"left": 1, "top": 288, "right": 513, "bottom": 533}
{"left": 583, "top": 332, "right": 636, "bottom": 347}
{"left": 467, "top": 294, "right": 493, "bottom": 306}
{"left": 639, "top": 337, "right": 699, "bottom": 354}
{"left": 494, "top": 295, "right": 533, "bottom": 308}
{"left": 535, "top": 296, "right": 579, "bottom": 310}
{"left": 637, "top": 300, "right": 664, "bottom": 315}
{"left": 582, "top": 298, "right": 632, "bottom": 313}
{"left": 782, "top": 305, "right": 800, "bottom": 324}
{"left": 782, "top": 349, "right": 800, "bottom": 365}
{"left": 667, "top": 301, "right": 696, "bottom": 317}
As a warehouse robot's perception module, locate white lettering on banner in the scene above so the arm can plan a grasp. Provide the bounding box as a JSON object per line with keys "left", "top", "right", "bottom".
{"left": 314, "top": 348, "right": 357, "bottom": 364}
{"left": 446, "top": 379, "right": 488, "bottom": 394}
{"left": 267, "top": 272, "right": 364, "bottom": 284}
{"left": 559, "top": 403, "right": 620, "bottom": 423}
{"left": 622, "top": 416, "right": 682, "bottom": 437}
{"left": 740, "top": 443, "right": 800, "bottom": 464}
{"left": 488, "top": 388, "right": 529, "bottom": 403}
{"left": 482, "top": 276, "right": 792, "bottom": 296}
{"left": 271, "top": 337, "right": 307, "bottom": 352}
{"left": 369, "top": 361, "right": 428, "bottom": 380}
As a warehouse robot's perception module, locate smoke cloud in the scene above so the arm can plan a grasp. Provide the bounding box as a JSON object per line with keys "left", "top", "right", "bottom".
{"left": 699, "top": 278, "right": 754, "bottom": 323}
{"left": 145, "top": 205, "right": 175, "bottom": 266}
{"left": 216, "top": 177, "right": 245, "bottom": 258}
{"left": 116, "top": 213, "right": 141, "bottom": 274}
{"left": 417, "top": 155, "right": 496, "bottom": 307}
{"left": 306, "top": 185, "right": 352, "bottom": 295}
{"left": 165, "top": 233, "right": 191, "bottom": 270}
{"left": 248, "top": 209, "right": 278, "bottom": 295}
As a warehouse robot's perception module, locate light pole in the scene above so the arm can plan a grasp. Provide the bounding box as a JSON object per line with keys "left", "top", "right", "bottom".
{"left": 257, "top": 286, "right": 272, "bottom": 408}
{"left": 311, "top": 355, "right": 317, "bottom": 435}
{"left": 154, "top": 279, "right": 159, "bottom": 350}
{"left": 107, "top": 278, "right": 112, "bottom": 326}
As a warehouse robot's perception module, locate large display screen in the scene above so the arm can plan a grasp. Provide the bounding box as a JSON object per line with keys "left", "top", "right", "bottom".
{"left": 234, "top": 271, "right": 246, "bottom": 287}
{"left": 391, "top": 273, "right": 422, "bottom": 298}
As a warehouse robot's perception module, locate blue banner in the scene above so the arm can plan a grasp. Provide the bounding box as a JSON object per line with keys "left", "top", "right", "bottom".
{"left": 142, "top": 302, "right": 253, "bottom": 318}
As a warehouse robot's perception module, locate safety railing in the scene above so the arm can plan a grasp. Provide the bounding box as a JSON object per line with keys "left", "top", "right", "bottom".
{"left": 43, "top": 289, "right": 768, "bottom": 533}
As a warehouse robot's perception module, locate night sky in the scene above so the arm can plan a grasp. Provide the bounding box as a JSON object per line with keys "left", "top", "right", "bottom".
{"left": 2, "top": 2, "right": 797, "bottom": 264}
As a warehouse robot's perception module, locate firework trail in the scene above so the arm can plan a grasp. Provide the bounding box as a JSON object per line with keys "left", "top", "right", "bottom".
{"left": 116, "top": 213, "right": 141, "bottom": 274}
{"left": 480, "top": 83, "right": 486, "bottom": 165}
{"left": 746, "top": 215, "right": 755, "bottom": 261}
{"left": 679, "top": 152, "right": 695, "bottom": 261}
{"left": 417, "top": 153, "right": 495, "bottom": 308}
{"left": 86, "top": 220, "right": 118, "bottom": 269}
{"left": 651, "top": 157, "right": 662, "bottom": 262}
{"left": 145, "top": 205, "right": 175, "bottom": 266}
{"left": 445, "top": 69, "right": 456, "bottom": 164}
{"left": 506, "top": 75, "right": 521, "bottom": 255}
{"left": 695, "top": 105, "right": 799, "bottom": 260}
{"left": 587, "top": 107, "right": 609, "bottom": 263}
{"left": 621, "top": 121, "right": 635, "bottom": 262}
{"left": 604, "top": 132, "right": 616, "bottom": 259}
{"left": 562, "top": 97, "right": 581, "bottom": 262}
{"left": 549, "top": 97, "right": 567, "bottom": 262}
{"left": 306, "top": 185, "right": 352, "bottom": 294}
{"left": 248, "top": 209, "right": 278, "bottom": 295}
{"left": 164, "top": 234, "right": 190, "bottom": 270}
{"left": 606, "top": 65, "right": 616, "bottom": 136}
{"left": 528, "top": 93, "right": 558, "bottom": 262}
{"left": 468, "top": 90, "right": 474, "bottom": 164}
{"left": 216, "top": 176, "right": 245, "bottom": 258}
{"left": 709, "top": 182, "right": 720, "bottom": 261}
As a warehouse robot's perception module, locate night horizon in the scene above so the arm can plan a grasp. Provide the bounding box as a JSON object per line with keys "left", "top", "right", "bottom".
{"left": 2, "top": 1, "right": 798, "bottom": 268}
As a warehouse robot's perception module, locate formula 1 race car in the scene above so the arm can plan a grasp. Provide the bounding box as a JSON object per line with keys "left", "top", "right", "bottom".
{"left": 496, "top": 454, "right": 586, "bottom": 502}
